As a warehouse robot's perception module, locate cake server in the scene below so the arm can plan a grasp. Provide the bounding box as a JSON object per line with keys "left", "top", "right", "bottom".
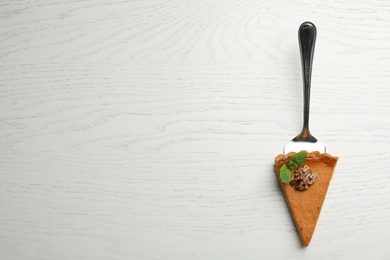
{"left": 284, "top": 22, "right": 326, "bottom": 154}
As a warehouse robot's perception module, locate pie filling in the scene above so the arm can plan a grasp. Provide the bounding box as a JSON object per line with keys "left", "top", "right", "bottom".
{"left": 274, "top": 151, "right": 338, "bottom": 247}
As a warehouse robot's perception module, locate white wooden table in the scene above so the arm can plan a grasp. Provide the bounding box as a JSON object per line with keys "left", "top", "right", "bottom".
{"left": 1, "top": 1, "right": 390, "bottom": 259}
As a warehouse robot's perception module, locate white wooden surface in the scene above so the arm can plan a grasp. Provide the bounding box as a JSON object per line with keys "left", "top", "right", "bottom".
{"left": 1, "top": 0, "right": 390, "bottom": 259}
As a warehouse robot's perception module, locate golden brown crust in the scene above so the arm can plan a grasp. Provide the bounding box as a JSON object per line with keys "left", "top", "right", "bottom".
{"left": 275, "top": 151, "right": 338, "bottom": 165}
{"left": 274, "top": 150, "right": 338, "bottom": 247}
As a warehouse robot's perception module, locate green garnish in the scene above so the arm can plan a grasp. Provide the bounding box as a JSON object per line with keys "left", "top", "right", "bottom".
{"left": 286, "top": 151, "right": 307, "bottom": 169}
{"left": 280, "top": 164, "right": 292, "bottom": 183}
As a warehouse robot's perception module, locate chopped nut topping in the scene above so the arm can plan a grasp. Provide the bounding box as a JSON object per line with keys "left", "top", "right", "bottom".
{"left": 290, "top": 165, "right": 318, "bottom": 191}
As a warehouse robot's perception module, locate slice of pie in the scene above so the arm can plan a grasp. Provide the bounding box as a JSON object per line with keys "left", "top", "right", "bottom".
{"left": 274, "top": 151, "right": 338, "bottom": 247}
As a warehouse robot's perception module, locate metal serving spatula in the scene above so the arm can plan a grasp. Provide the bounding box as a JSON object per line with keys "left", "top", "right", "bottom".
{"left": 284, "top": 22, "right": 326, "bottom": 154}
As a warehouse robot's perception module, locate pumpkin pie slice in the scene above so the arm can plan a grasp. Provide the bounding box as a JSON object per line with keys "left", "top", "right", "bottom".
{"left": 274, "top": 151, "right": 338, "bottom": 247}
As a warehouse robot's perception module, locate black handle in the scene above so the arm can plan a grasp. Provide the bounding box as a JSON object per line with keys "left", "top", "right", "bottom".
{"left": 294, "top": 21, "right": 317, "bottom": 142}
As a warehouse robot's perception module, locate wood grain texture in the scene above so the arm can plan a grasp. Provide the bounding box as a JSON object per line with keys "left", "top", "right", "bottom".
{"left": 1, "top": 0, "right": 390, "bottom": 259}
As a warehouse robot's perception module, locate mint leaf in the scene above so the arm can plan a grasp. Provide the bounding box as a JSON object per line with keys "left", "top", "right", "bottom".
{"left": 280, "top": 164, "right": 292, "bottom": 183}
{"left": 287, "top": 151, "right": 306, "bottom": 169}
